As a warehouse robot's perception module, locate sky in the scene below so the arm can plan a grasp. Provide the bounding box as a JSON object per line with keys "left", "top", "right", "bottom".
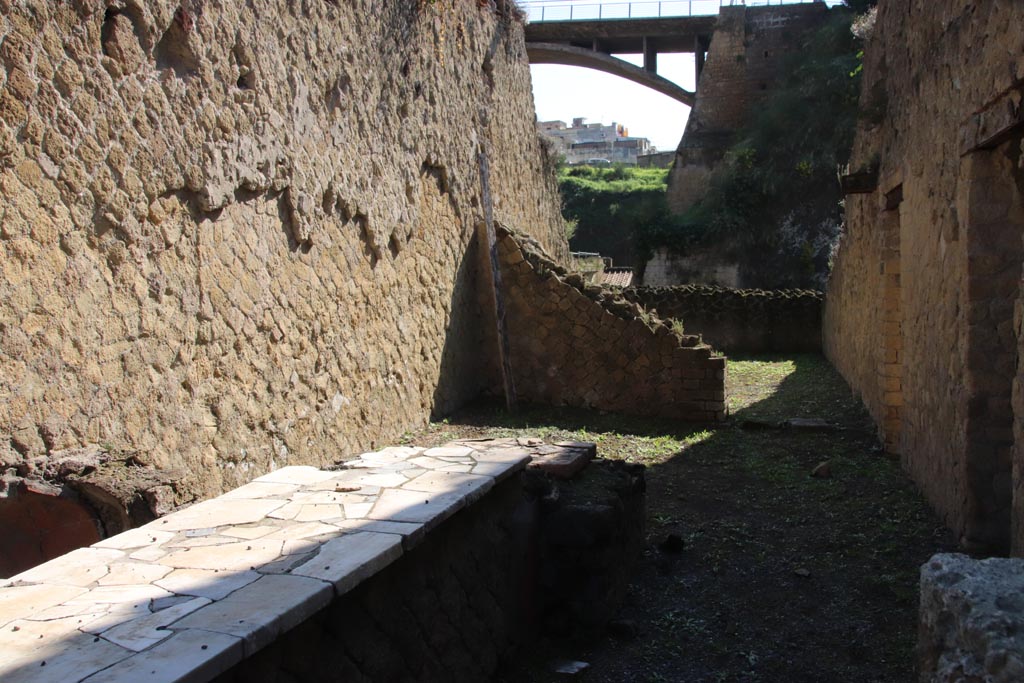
{"left": 530, "top": 53, "right": 696, "bottom": 152}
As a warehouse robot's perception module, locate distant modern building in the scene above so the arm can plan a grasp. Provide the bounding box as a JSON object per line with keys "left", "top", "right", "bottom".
{"left": 538, "top": 117, "right": 656, "bottom": 166}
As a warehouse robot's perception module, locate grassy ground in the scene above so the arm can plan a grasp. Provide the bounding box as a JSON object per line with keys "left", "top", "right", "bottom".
{"left": 407, "top": 354, "right": 953, "bottom": 682}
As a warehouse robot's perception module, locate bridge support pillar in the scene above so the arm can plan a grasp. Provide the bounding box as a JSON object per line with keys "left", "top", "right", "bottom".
{"left": 695, "top": 35, "right": 709, "bottom": 84}
{"left": 643, "top": 36, "right": 657, "bottom": 74}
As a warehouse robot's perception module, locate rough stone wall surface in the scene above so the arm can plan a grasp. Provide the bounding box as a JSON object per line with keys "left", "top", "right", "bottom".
{"left": 918, "top": 553, "right": 1024, "bottom": 683}
{"left": 823, "top": 0, "right": 1024, "bottom": 552}
{"left": 641, "top": 246, "right": 740, "bottom": 288}
{"left": 498, "top": 229, "right": 727, "bottom": 422}
{"left": 665, "top": 4, "right": 829, "bottom": 213}
{"left": 622, "top": 285, "right": 822, "bottom": 353}
{"left": 0, "top": 0, "right": 568, "bottom": 508}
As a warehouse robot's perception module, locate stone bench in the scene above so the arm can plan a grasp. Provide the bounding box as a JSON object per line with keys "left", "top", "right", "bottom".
{"left": 0, "top": 439, "right": 597, "bottom": 683}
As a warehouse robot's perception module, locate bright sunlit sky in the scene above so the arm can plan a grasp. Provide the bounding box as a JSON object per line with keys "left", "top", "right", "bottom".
{"left": 526, "top": 0, "right": 846, "bottom": 151}
{"left": 530, "top": 54, "right": 696, "bottom": 152}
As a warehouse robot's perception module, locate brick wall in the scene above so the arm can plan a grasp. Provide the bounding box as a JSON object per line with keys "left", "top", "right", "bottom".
{"left": 623, "top": 285, "right": 822, "bottom": 354}
{"left": 213, "top": 460, "right": 646, "bottom": 683}
{"left": 823, "top": 0, "right": 1024, "bottom": 553}
{"left": 497, "top": 229, "right": 727, "bottom": 422}
{"left": 825, "top": 198, "right": 903, "bottom": 453}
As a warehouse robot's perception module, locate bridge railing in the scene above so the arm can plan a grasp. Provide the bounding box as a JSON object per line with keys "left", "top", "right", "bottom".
{"left": 522, "top": 0, "right": 827, "bottom": 22}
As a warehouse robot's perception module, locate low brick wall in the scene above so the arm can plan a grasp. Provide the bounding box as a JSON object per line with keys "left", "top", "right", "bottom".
{"left": 219, "top": 457, "right": 646, "bottom": 682}
{"left": 217, "top": 472, "right": 531, "bottom": 683}
{"left": 498, "top": 229, "right": 727, "bottom": 422}
{"left": 621, "top": 285, "right": 823, "bottom": 353}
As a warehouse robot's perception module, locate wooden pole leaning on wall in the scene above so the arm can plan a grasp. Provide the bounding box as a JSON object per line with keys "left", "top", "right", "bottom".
{"left": 477, "top": 145, "right": 518, "bottom": 411}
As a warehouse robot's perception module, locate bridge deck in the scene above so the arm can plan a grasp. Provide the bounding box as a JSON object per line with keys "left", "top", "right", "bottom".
{"left": 526, "top": 15, "right": 716, "bottom": 53}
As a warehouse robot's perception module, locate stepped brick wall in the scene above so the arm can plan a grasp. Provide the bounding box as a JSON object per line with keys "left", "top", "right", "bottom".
{"left": 497, "top": 229, "right": 727, "bottom": 422}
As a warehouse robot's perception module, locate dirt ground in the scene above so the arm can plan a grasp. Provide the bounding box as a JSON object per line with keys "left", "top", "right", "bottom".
{"left": 407, "top": 353, "right": 954, "bottom": 683}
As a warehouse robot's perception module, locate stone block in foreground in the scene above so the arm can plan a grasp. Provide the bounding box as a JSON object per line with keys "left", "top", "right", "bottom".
{"left": 919, "top": 553, "right": 1024, "bottom": 682}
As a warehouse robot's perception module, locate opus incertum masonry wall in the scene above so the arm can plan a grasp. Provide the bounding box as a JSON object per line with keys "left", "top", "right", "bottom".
{"left": 0, "top": 0, "right": 568, "bottom": 564}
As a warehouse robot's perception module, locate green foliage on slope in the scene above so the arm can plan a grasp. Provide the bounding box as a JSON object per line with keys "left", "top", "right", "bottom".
{"left": 640, "top": 8, "right": 864, "bottom": 288}
{"left": 559, "top": 165, "right": 669, "bottom": 267}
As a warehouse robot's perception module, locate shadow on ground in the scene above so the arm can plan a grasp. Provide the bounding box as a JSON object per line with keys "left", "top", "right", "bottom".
{"left": 409, "top": 353, "right": 955, "bottom": 683}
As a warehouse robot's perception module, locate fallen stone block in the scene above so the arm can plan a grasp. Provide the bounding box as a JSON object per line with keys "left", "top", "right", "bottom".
{"left": 919, "top": 553, "right": 1024, "bottom": 683}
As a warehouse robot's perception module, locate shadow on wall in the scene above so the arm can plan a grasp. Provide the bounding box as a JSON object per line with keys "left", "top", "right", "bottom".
{"left": 0, "top": 488, "right": 101, "bottom": 578}
{"left": 430, "top": 227, "right": 497, "bottom": 420}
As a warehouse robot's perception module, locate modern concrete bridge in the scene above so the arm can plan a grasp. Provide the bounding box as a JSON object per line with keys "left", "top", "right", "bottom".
{"left": 523, "top": 1, "right": 827, "bottom": 105}
{"left": 525, "top": 14, "right": 713, "bottom": 105}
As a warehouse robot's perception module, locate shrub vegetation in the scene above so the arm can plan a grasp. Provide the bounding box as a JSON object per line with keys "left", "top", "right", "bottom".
{"left": 559, "top": 5, "right": 869, "bottom": 289}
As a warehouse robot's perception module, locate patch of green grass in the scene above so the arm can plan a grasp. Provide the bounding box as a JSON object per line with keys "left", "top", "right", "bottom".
{"left": 428, "top": 354, "right": 949, "bottom": 683}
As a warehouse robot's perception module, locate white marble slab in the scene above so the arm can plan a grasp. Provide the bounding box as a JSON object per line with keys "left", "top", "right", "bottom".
{"left": 81, "top": 629, "right": 243, "bottom": 683}
{"left": 253, "top": 466, "right": 338, "bottom": 486}
{"left": 0, "top": 584, "right": 89, "bottom": 627}
{"left": 160, "top": 539, "right": 284, "bottom": 571}
{"left": 97, "top": 563, "right": 173, "bottom": 586}
{"left": 292, "top": 532, "right": 403, "bottom": 596}
{"left": 220, "top": 481, "right": 300, "bottom": 500}
{"left": 155, "top": 569, "right": 260, "bottom": 601}
{"left": 402, "top": 471, "right": 493, "bottom": 506}
{"left": 100, "top": 597, "right": 211, "bottom": 651}
{"left": 9, "top": 548, "right": 124, "bottom": 587}
{"left": 173, "top": 574, "right": 332, "bottom": 655}
{"left": 94, "top": 529, "right": 175, "bottom": 550}
{"left": 333, "top": 518, "right": 427, "bottom": 548}
{"left": 150, "top": 498, "right": 287, "bottom": 532}
{"left": 423, "top": 445, "right": 475, "bottom": 458}
{"left": 0, "top": 625, "right": 131, "bottom": 683}
{"left": 0, "top": 438, "right": 570, "bottom": 682}
{"left": 368, "top": 487, "right": 468, "bottom": 531}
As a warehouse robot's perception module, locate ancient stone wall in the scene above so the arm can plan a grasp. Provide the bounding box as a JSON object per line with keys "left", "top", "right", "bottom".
{"left": 641, "top": 246, "right": 740, "bottom": 288}
{"left": 665, "top": 3, "right": 829, "bottom": 213}
{"left": 0, "top": 0, "right": 568, "bottom": 518}
{"left": 497, "top": 229, "right": 727, "bottom": 422}
{"left": 622, "top": 285, "right": 822, "bottom": 354}
{"left": 823, "top": 0, "right": 1024, "bottom": 553}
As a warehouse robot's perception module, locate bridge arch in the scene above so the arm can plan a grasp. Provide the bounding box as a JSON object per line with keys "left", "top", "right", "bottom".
{"left": 526, "top": 43, "right": 696, "bottom": 107}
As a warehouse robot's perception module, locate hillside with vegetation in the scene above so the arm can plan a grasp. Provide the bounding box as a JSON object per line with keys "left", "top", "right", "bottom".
{"left": 560, "top": 165, "right": 669, "bottom": 267}
{"left": 559, "top": 4, "right": 870, "bottom": 289}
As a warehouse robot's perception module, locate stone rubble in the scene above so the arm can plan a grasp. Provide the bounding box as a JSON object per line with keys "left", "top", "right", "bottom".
{"left": 919, "top": 553, "right": 1024, "bottom": 683}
